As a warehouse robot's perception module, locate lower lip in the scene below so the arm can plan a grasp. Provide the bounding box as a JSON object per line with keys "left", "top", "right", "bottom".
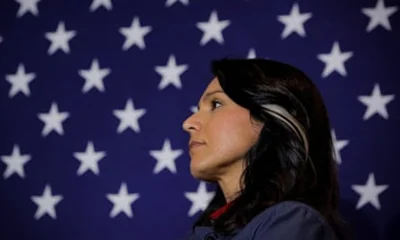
{"left": 190, "top": 143, "right": 205, "bottom": 150}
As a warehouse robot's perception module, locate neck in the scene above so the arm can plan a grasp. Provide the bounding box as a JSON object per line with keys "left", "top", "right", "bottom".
{"left": 217, "top": 162, "right": 244, "bottom": 203}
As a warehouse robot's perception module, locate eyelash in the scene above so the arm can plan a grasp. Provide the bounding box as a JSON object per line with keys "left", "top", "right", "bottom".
{"left": 210, "top": 99, "right": 222, "bottom": 110}
{"left": 196, "top": 99, "right": 222, "bottom": 111}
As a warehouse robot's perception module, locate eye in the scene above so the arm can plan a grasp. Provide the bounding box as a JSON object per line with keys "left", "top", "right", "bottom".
{"left": 210, "top": 99, "right": 222, "bottom": 110}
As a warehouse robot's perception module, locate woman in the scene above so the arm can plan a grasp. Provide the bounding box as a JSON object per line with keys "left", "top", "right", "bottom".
{"left": 181, "top": 58, "right": 352, "bottom": 240}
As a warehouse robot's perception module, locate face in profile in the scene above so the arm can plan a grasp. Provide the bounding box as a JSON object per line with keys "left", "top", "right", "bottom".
{"left": 182, "top": 78, "right": 263, "bottom": 182}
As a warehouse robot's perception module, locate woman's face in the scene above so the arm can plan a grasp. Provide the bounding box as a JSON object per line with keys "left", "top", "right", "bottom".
{"left": 182, "top": 78, "right": 263, "bottom": 181}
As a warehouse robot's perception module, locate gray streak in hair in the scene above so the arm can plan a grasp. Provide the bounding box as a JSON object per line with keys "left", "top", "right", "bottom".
{"left": 262, "top": 104, "right": 309, "bottom": 159}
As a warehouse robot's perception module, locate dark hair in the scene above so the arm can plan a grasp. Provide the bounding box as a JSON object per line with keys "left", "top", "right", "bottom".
{"left": 192, "top": 58, "right": 351, "bottom": 239}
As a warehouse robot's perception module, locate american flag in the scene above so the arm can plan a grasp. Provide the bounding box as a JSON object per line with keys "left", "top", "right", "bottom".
{"left": 0, "top": 0, "right": 398, "bottom": 239}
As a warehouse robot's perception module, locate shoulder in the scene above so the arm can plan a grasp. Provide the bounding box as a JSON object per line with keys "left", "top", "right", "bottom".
{"left": 255, "top": 200, "right": 328, "bottom": 224}
{"left": 244, "top": 201, "right": 338, "bottom": 240}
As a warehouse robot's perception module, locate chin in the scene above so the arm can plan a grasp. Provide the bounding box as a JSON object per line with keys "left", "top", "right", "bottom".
{"left": 190, "top": 160, "right": 217, "bottom": 182}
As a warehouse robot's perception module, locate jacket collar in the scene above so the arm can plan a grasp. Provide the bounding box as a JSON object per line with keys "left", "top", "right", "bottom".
{"left": 210, "top": 201, "right": 234, "bottom": 219}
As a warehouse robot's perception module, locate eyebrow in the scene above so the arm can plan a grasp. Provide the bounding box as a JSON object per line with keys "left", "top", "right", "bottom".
{"left": 196, "top": 90, "right": 224, "bottom": 110}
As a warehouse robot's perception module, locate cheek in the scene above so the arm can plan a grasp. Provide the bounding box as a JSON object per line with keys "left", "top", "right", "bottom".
{"left": 190, "top": 113, "right": 258, "bottom": 173}
{"left": 210, "top": 118, "right": 245, "bottom": 151}
{"left": 210, "top": 111, "right": 258, "bottom": 147}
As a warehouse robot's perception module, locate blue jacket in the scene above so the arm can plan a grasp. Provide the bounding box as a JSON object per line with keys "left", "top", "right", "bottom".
{"left": 185, "top": 201, "right": 339, "bottom": 240}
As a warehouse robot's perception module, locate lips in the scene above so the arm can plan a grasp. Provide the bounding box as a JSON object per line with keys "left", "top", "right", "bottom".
{"left": 189, "top": 141, "right": 205, "bottom": 150}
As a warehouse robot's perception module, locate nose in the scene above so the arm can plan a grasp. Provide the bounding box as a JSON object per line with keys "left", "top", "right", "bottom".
{"left": 182, "top": 113, "right": 201, "bottom": 133}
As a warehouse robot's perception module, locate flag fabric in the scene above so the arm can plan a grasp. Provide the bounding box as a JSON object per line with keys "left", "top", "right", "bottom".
{"left": 0, "top": 0, "right": 398, "bottom": 239}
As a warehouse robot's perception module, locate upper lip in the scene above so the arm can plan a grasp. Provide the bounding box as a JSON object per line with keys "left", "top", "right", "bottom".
{"left": 189, "top": 140, "right": 205, "bottom": 149}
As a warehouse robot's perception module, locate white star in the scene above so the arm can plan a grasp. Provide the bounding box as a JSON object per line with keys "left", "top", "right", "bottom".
{"left": 37, "top": 102, "right": 70, "bottom": 137}
{"left": 78, "top": 59, "right": 111, "bottom": 93}
{"left": 31, "top": 184, "right": 63, "bottom": 219}
{"left": 196, "top": 10, "right": 231, "bottom": 46}
{"left": 184, "top": 182, "right": 215, "bottom": 217}
{"left": 362, "top": 0, "right": 398, "bottom": 32}
{"left": 190, "top": 106, "right": 198, "bottom": 113}
{"left": 119, "top": 16, "right": 152, "bottom": 50}
{"left": 165, "top": 0, "right": 189, "bottom": 7}
{"left": 5, "top": 63, "right": 36, "bottom": 98}
{"left": 277, "top": 3, "right": 312, "bottom": 39}
{"left": 45, "top": 21, "right": 77, "bottom": 55}
{"left": 358, "top": 83, "right": 394, "bottom": 120}
{"left": 331, "top": 129, "right": 349, "bottom": 165}
{"left": 352, "top": 173, "right": 388, "bottom": 210}
{"left": 73, "top": 141, "right": 106, "bottom": 176}
{"left": 1, "top": 144, "right": 31, "bottom": 179}
{"left": 150, "top": 139, "right": 183, "bottom": 174}
{"left": 106, "top": 182, "right": 140, "bottom": 218}
{"left": 154, "top": 54, "right": 188, "bottom": 90}
{"left": 89, "top": 0, "right": 113, "bottom": 12}
{"left": 317, "top": 41, "right": 353, "bottom": 78}
{"left": 247, "top": 48, "right": 256, "bottom": 59}
{"left": 15, "top": 0, "right": 41, "bottom": 17}
{"left": 113, "top": 99, "right": 146, "bottom": 133}
{"left": 246, "top": 48, "right": 269, "bottom": 59}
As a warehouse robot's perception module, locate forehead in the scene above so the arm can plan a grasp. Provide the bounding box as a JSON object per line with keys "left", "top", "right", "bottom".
{"left": 196, "top": 78, "right": 223, "bottom": 108}
{"left": 202, "top": 78, "right": 221, "bottom": 95}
